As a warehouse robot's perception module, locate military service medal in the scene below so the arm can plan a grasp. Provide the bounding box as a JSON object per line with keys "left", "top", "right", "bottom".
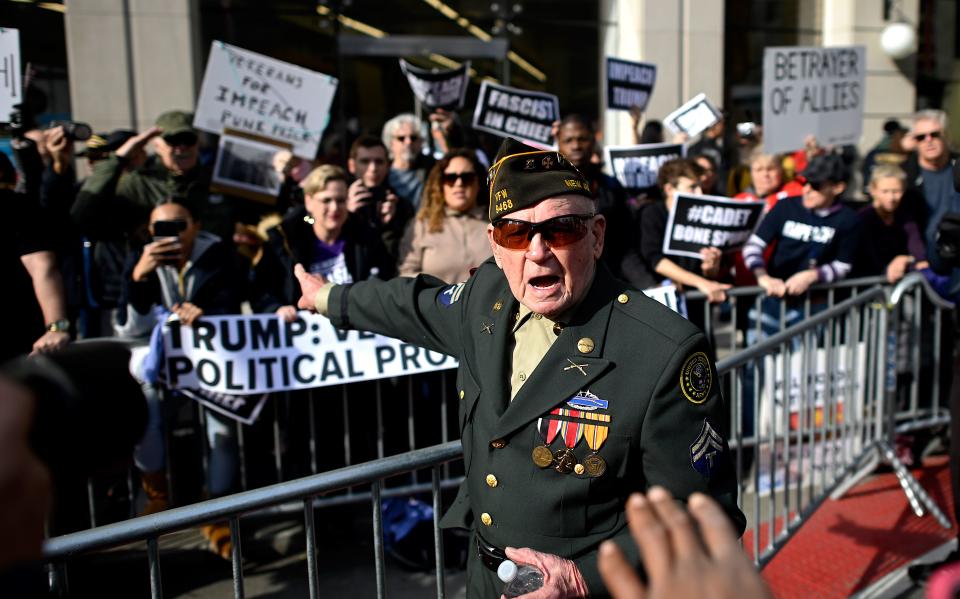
{"left": 582, "top": 410, "right": 610, "bottom": 477}
{"left": 534, "top": 412, "right": 563, "bottom": 468}
{"left": 554, "top": 413, "right": 585, "bottom": 474}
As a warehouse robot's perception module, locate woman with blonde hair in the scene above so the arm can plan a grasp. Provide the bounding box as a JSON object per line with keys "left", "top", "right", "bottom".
{"left": 398, "top": 149, "right": 491, "bottom": 282}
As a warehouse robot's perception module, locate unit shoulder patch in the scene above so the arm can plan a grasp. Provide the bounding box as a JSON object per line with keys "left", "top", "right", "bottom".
{"left": 679, "top": 351, "right": 712, "bottom": 404}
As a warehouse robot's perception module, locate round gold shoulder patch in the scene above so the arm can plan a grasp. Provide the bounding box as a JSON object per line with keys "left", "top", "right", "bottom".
{"left": 680, "top": 351, "right": 712, "bottom": 404}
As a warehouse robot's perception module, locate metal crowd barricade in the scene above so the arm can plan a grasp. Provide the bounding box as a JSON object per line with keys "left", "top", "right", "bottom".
{"left": 49, "top": 275, "right": 956, "bottom": 597}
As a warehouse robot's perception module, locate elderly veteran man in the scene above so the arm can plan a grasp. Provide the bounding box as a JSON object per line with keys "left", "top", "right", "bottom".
{"left": 295, "top": 138, "right": 744, "bottom": 598}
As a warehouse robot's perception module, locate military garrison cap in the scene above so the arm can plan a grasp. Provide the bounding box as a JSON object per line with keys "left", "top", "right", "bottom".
{"left": 155, "top": 110, "right": 196, "bottom": 137}
{"left": 487, "top": 137, "right": 593, "bottom": 221}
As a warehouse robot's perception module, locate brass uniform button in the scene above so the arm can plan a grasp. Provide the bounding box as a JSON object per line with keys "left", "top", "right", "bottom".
{"left": 577, "top": 337, "right": 595, "bottom": 354}
{"left": 490, "top": 439, "right": 506, "bottom": 449}
{"left": 518, "top": 372, "right": 526, "bottom": 381}
{"left": 617, "top": 293, "right": 629, "bottom": 304}
{"left": 485, "top": 474, "right": 498, "bottom": 488}
{"left": 480, "top": 512, "right": 493, "bottom": 526}
{"left": 574, "top": 463, "right": 585, "bottom": 475}
{"left": 459, "top": 390, "right": 465, "bottom": 400}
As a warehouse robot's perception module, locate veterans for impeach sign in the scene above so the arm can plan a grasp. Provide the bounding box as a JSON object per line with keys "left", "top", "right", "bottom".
{"left": 663, "top": 193, "right": 765, "bottom": 259}
{"left": 472, "top": 80, "right": 559, "bottom": 146}
{"left": 604, "top": 143, "right": 684, "bottom": 197}
{"left": 193, "top": 41, "right": 338, "bottom": 159}
{"left": 762, "top": 45, "right": 865, "bottom": 154}
{"left": 162, "top": 313, "right": 457, "bottom": 395}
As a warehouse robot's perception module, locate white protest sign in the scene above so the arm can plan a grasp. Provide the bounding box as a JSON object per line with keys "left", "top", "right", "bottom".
{"left": 194, "top": 42, "right": 338, "bottom": 159}
{"left": 663, "top": 93, "right": 721, "bottom": 138}
{"left": 762, "top": 45, "right": 865, "bottom": 154}
{"left": 162, "top": 312, "right": 457, "bottom": 395}
{"left": 0, "top": 29, "right": 21, "bottom": 122}
{"left": 642, "top": 285, "right": 680, "bottom": 313}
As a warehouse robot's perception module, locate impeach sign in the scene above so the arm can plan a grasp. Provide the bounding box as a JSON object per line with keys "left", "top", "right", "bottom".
{"left": 663, "top": 193, "right": 765, "bottom": 259}
{"left": 163, "top": 313, "right": 457, "bottom": 395}
{"left": 762, "top": 45, "right": 865, "bottom": 154}
{"left": 399, "top": 59, "right": 470, "bottom": 110}
{"left": 472, "top": 80, "right": 559, "bottom": 146}
{"left": 193, "top": 41, "right": 338, "bottom": 159}
{"left": 604, "top": 143, "right": 684, "bottom": 197}
{"left": 605, "top": 57, "right": 656, "bottom": 112}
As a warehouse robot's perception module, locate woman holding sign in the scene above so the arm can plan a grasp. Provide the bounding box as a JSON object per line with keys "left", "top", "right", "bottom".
{"left": 638, "top": 159, "right": 731, "bottom": 305}
{"left": 397, "top": 149, "right": 491, "bottom": 283}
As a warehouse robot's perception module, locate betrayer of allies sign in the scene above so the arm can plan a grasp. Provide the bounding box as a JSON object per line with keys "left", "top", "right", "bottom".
{"left": 472, "top": 80, "right": 559, "bottom": 146}
{"left": 663, "top": 193, "right": 765, "bottom": 259}
{"left": 162, "top": 312, "right": 457, "bottom": 395}
{"left": 193, "top": 41, "right": 339, "bottom": 159}
{"left": 762, "top": 45, "right": 866, "bottom": 155}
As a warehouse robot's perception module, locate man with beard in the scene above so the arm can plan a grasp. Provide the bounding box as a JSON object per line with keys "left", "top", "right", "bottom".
{"left": 383, "top": 113, "right": 434, "bottom": 209}
{"left": 555, "top": 115, "right": 637, "bottom": 287}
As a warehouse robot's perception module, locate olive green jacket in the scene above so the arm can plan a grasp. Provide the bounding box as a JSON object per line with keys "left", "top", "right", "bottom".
{"left": 327, "top": 259, "right": 744, "bottom": 597}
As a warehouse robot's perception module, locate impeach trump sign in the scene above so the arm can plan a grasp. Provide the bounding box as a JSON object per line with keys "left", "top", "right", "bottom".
{"left": 194, "top": 41, "right": 338, "bottom": 159}
{"left": 663, "top": 193, "right": 765, "bottom": 259}
{"left": 762, "top": 45, "right": 866, "bottom": 155}
{"left": 162, "top": 312, "right": 457, "bottom": 395}
{"left": 472, "top": 80, "right": 559, "bottom": 147}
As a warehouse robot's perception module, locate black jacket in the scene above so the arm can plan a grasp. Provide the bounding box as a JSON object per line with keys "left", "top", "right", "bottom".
{"left": 252, "top": 207, "right": 395, "bottom": 313}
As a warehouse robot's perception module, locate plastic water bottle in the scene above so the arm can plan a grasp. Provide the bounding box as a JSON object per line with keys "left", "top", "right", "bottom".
{"left": 498, "top": 559, "right": 544, "bottom": 597}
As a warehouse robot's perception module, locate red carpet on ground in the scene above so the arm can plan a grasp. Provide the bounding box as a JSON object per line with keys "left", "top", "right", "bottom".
{"left": 757, "top": 455, "right": 955, "bottom": 598}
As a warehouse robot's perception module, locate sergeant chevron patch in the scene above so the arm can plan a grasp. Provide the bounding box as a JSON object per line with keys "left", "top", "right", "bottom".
{"left": 690, "top": 419, "right": 726, "bottom": 479}
{"left": 439, "top": 282, "right": 466, "bottom": 307}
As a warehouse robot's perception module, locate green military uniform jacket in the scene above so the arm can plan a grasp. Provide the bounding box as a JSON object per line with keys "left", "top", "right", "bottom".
{"left": 326, "top": 258, "right": 745, "bottom": 597}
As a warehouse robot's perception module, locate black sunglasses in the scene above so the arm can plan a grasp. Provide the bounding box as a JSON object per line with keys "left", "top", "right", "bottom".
{"left": 163, "top": 132, "right": 198, "bottom": 147}
{"left": 491, "top": 214, "right": 593, "bottom": 250}
{"left": 803, "top": 180, "right": 834, "bottom": 192}
{"left": 442, "top": 172, "right": 478, "bottom": 186}
{"left": 913, "top": 130, "right": 943, "bottom": 142}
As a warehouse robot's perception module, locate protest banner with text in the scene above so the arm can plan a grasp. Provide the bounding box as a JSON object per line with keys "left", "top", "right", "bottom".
{"left": 472, "top": 80, "right": 559, "bottom": 147}
{"left": 606, "top": 57, "right": 656, "bottom": 112}
{"left": 162, "top": 312, "right": 457, "bottom": 395}
{"left": 399, "top": 59, "right": 470, "bottom": 111}
{"left": 663, "top": 193, "right": 765, "bottom": 258}
{"left": 194, "top": 41, "right": 338, "bottom": 159}
{"left": 762, "top": 45, "right": 866, "bottom": 154}
{"left": 0, "top": 29, "right": 20, "bottom": 122}
{"left": 605, "top": 142, "right": 684, "bottom": 197}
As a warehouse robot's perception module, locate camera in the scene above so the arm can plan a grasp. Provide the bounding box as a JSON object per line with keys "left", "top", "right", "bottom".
{"left": 736, "top": 122, "right": 758, "bottom": 140}
{"left": 45, "top": 120, "right": 93, "bottom": 142}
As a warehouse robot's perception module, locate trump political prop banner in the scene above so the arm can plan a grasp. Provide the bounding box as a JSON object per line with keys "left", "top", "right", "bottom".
{"left": 162, "top": 312, "right": 457, "bottom": 396}
{"left": 762, "top": 45, "right": 866, "bottom": 154}
{"left": 472, "top": 80, "right": 559, "bottom": 147}
{"left": 605, "top": 142, "right": 684, "bottom": 197}
{"left": 663, "top": 93, "right": 722, "bottom": 138}
{"left": 663, "top": 193, "right": 765, "bottom": 258}
{"left": 0, "top": 29, "right": 21, "bottom": 122}
{"left": 194, "top": 41, "right": 338, "bottom": 159}
{"left": 399, "top": 59, "right": 470, "bottom": 111}
{"left": 605, "top": 57, "right": 656, "bottom": 112}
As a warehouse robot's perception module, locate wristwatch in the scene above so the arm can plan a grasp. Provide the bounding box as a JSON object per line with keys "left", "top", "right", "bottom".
{"left": 46, "top": 318, "right": 71, "bottom": 333}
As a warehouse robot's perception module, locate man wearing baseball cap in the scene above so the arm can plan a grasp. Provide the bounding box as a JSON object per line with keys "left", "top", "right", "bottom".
{"left": 295, "top": 137, "right": 744, "bottom": 597}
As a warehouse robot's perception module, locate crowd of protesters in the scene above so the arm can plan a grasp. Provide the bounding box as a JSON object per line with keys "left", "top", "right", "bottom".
{"left": 7, "top": 92, "right": 960, "bottom": 564}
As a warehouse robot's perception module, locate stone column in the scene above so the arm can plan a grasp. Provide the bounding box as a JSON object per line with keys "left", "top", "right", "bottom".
{"left": 599, "top": 0, "right": 725, "bottom": 150}
{"left": 65, "top": 0, "right": 201, "bottom": 134}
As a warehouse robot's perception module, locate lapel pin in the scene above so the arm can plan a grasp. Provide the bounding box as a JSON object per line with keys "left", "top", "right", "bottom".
{"left": 564, "top": 359, "right": 589, "bottom": 376}
{"left": 481, "top": 322, "right": 495, "bottom": 335}
{"left": 577, "top": 337, "right": 595, "bottom": 354}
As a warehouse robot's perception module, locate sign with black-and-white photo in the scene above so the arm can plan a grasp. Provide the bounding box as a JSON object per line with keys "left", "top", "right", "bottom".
{"left": 663, "top": 93, "right": 722, "bottom": 138}
{"left": 605, "top": 143, "right": 684, "bottom": 196}
{"left": 472, "top": 80, "right": 559, "bottom": 147}
{"left": 399, "top": 59, "right": 470, "bottom": 111}
{"left": 211, "top": 132, "right": 286, "bottom": 204}
{"left": 762, "top": 45, "right": 865, "bottom": 154}
{"left": 663, "top": 193, "right": 765, "bottom": 258}
{"left": 194, "top": 41, "right": 338, "bottom": 159}
{"left": 0, "top": 29, "right": 21, "bottom": 122}
{"left": 162, "top": 312, "right": 457, "bottom": 395}
{"left": 605, "top": 57, "right": 656, "bottom": 112}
